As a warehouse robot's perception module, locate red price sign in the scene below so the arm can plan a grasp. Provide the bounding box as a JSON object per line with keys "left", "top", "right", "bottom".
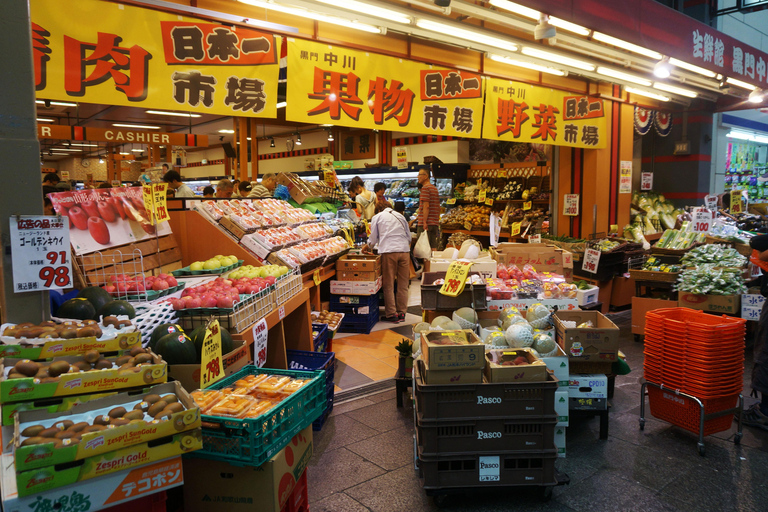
{"left": 10, "top": 216, "right": 72, "bottom": 293}
{"left": 278, "top": 305, "right": 286, "bottom": 320}
{"left": 582, "top": 248, "right": 601, "bottom": 274}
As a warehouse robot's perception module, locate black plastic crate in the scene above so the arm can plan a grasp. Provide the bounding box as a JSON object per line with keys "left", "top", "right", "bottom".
{"left": 421, "top": 271, "right": 487, "bottom": 311}
{"left": 330, "top": 292, "right": 380, "bottom": 315}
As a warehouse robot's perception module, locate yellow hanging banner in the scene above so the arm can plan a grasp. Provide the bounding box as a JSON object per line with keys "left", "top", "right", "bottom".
{"left": 439, "top": 261, "right": 473, "bottom": 297}
{"left": 200, "top": 320, "right": 224, "bottom": 389}
{"left": 485, "top": 198, "right": 494, "bottom": 206}
{"left": 142, "top": 183, "right": 169, "bottom": 224}
{"left": 483, "top": 78, "right": 606, "bottom": 149}
{"left": 287, "top": 39, "right": 484, "bottom": 138}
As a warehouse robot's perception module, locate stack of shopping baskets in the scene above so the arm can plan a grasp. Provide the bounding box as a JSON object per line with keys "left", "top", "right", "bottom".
{"left": 641, "top": 307, "right": 745, "bottom": 454}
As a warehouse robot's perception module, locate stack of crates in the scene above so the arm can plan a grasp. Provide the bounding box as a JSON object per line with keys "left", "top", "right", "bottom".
{"left": 287, "top": 350, "right": 336, "bottom": 430}
{"left": 413, "top": 359, "right": 560, "bottom": 491}
{"left": 330, "top": 254, "right": 382, "bottom": 334}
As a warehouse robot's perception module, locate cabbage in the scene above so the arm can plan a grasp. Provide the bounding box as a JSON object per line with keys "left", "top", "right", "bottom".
{"left": 643, "top": 216, "right": 656, "bottom": 234}
{"left": 660, "top": 213, "right": 676, "bottom": 230}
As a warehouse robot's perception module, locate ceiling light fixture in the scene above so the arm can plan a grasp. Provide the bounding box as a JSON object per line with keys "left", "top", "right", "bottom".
{"left": 754, "top": 135, "right": 768, "bottom": 144}
{"left": 218, "top": 129, "right": 235, "bottom": 134}
{"left": 749, "top": 88, "right": 765, "bottom": 103}
{"left": 36, "top": 118, "right": 54, "bottom": 123}
{"left": 592, "top": 32, "right": 662, "bottom": 60}
{"left": 415, "top": 19, "right": 517, "bottom": 51}
{"left": 69, "top": 143, "right": 98, "bottom": 147}
{"left": 653, "top": 57, "right": 671, "bottom": 79}
{"left": 548, "top": 17, "right": 590, "bottom": 36}
{"left": 653, "top": 82, "right": 698, "bottom": 98}
{"left": 131, "top": 149, "right": 145, "bottom": 152}
{"left": 487, "top": 0, "right": 539, "bottom": 19}
{"left": 596, "top": 66, "right": 652, "bottom": 86}
{"left": 489, "top": 54, "right": 565, "bottom": 76}
{"left": 99, "top": 156, "right": 105, "bottom": 164}
{"left": 533, "top": 14, "right": 556, "bottom": 41}
{"left": 725, "top": 77, "right": 757, "bottom": 90}
{"left": 668, "top": 58, "right": 718, "bottom": 79}
{"left": 520, "top": 46, "right": 595, "bottom": 71}
{"left": 238, "top": 0, "right": 384, "bottom": 33}
{"left": 276, "top": 102, "right": 287, "bottom": 109}
{"left": 327, "top": 130, "right": 335, "bottom": 141}
{"left": 112, "top": 123, "right": 161, "bottom": 130}
{"left": 727, "top": 130, "right": 754, "bottom": 140}
{"left": 119, "top": 152, "right": 130, "bottom": 155}
{"left": 36, "top": 100, "right": 76, "bottom": 107}
{"left": 295, "top": 132, "right": 302, "bottom": 146}
{"left": 270, "top": 137, "right": 275, "bottom": 148}
{"left": 314, "top": 0, "right": 411, "bottom": 24}
{"left": 145, "top": 110, "right": 202, "bottom": 118}
{"left": 624, "top": 86, "right": 670, "bottom": 102}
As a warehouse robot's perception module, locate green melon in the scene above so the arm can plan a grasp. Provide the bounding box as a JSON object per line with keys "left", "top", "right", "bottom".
{"left": 148, "top": 323, "right": 184, "bottom": 351}
{"left": 430, "top": 316, "right": 452, "bottom": 328}
{"left": 441, "top": 320, "right": 463, "bottom": 331}
{"left": 97, "top": 300, "right": 136, "bottom": 319}
{"left": 190, "top": 325, "right": 235, "bottom": 362}
{"left": 77, "top": 287, "right": 113, "bottom": 319}
{"left": 155, "top": 332, "right": 197, "bottom": 365}
{"left": 57, "top": 298, "right": 96, "bottom": 321}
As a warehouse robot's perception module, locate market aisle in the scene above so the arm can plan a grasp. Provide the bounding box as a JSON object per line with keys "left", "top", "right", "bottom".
{"left": 308, "top": 311, "right": 768, "bottom": 512}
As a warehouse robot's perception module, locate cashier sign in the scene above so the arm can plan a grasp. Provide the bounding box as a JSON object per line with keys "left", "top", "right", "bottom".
{"left": 10, "top": 215, "right": 72, "bottom": 293}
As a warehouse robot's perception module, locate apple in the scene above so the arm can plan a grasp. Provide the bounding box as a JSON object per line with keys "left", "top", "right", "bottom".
{"left": 68, "top": 207, "right": 88, "bottom": 230}
{"left": 202, "top": 296, "right": 218, "bottom": 308}
{"left": 81, "top": 200, "right": 100, "bottom": 219}
{"left": 128, "top": 282, "right": 145, "bottom": 292}
{"left": 117, "top": 282, "right": 130, "bottom": 293}
{"left": 152, "top": 280, "right": 169, "bottom": 291}
{"left": 165, "top": 276, "right": 178, "bottom": 287}
{"left": 169, "top": 298, "right": 184, "bottom": 310}
{"left": 190, "top": 261, "right": 204, "bottom": 271}
{"left": 217, "top": 296, "right": 235, "bottom": 308}
{"left": 103, "top": 285, "right": 116, "bottom": 294}
{"left": 203, "top": 259, "right": 221, "bottom": 270}
{"left": 186, "top": 297, "right": 202, "bottom": 309}
{"left": 97, "top": 201, "right": 117, "bottom": 223}
{"left": 87, "top": 217, "right": 110, "bottom": 244}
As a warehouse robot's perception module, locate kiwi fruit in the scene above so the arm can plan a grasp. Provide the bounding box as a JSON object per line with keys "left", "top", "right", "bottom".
{"left": 77, "top": 326, "right": 99, "bottom": 338}
{"left": 82, "top": 319, "right": 98, "bottom": 326}
{"left": 54, "top": 430, "right": 77, "bottom": 440}
{"left": 39, "top": 321, "right": 57, "bottom": 328}
{"left": 118, "top": 320, "right": 132, "bottom": 328}
{"left": 144, "top": 394, "right": 162, "bottom": 404}
{"left": 70, "top": 422, "right": 89, "bottom": 433}
{"left": 39, "top": 331, "right": 58, "bottom": 339}
{"left": 161, "top": 394, "right": 179, "bottom": 404}
{"left": 82, "top": 424, "right": 106, "bottom": 433}
{"left": 39, "top": 427, "right": 60, "bottom": 438}
{"left": 108, "top": 407, "right": 127, "bottom": 419}
{"left": 47, "top": 361, "right": 71, "bottom": 378}
{"left": 94, "top": 359, "right": 114, "bottom": 370}
{"left": 7, "top": 372, "right": 26, "bottom": 380}
{"left": 35, "top": 368, "right": 49, "bottom": 378}
{"left": 74, "top": 361, "right": 93, "bottom": 372}
{"left": 134, "top": 353, "right": 153, "bottom": 365}
{"left": 83, "top": 350, "right": 100, "bottom": 364}
{"left": 13, "top": 360, "right": 40, "bottom": 377}
{"left": 20, "top": 436, "right": 49, "bottom": 446}
{"left": 123, "top": 410, "right": 145, "bottom": 421}
{"left": 93, "top": 415, "right": 111, "bottom": 426}
{"left": 110, "top": 418, "right": 131, "bottom": 427}
{"left": 147, "top": 401, "right": 168, "bottom": 418}
{"left": 3, "top": 327, "right": 17, "bottom": 336}
{"left": 103, "top": 316, "right": 120, "bottom": 327}
{"left": 129, "top": 346, "right": 146, "bottom": 357}
{"left": 155, "top": 411, "right": 175, "bottom": 421}
{"left": 163, "top": 402, "right": 184, "bottom": 414}
{"left": 53, "top": 420, "right": 74, "bottom": 431}
{"left": 134, "top": 401, "right": 150, "bottom": 412}
{"left": 21, "top": 425, "right": 45, "bottom": 437}
{"left": 59, "top": 328, "right": 78, "bottom": 339}
{"left": 115, "top": 356, "right": 132, "bottom": 366}
{"left": 61, "top": 437, "right": 80, "bottom": 446}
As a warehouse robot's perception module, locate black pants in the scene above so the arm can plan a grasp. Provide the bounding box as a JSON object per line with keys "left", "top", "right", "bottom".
{"left": 753, "top": 302, "right": 768, "bottom": 395}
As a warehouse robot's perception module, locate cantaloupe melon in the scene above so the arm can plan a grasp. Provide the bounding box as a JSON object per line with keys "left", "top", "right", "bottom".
{"left": 505, "top": 323, "right": 534, "bottom": 348}
{"left": 430, "top": 316, "right": 452, "bottom": 328}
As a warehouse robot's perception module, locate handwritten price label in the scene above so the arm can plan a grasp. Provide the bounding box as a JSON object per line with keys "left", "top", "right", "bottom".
{"left": 439, "top": 260, "right": 473, "bottom": 297}
{"left": 705, "top": 194, "right": 718, "bottom": 212}
{"left": 10, "top": 216, "right": 72, "bottom": 293}
{"left": 464, "top": 221, "right": 473, "bottom": 231}
{"left": 485, "top": 198, "right": 494, "bottom": 206}
{"left": 478, "top": 190, "right": 487, "bottom": 202}
{"left": 278, "top": 305, "right": 286, "bottom": 320}
{"left": 252, "top": 318, "right": 268, "bottom": 367}
{"left": 523, "top": 201, "right": 532, "bottom": 211}
{"left": 563, "top": 194, "right": 579, "bottom": 216}
{"left": 582, "top": 248, "right": 601, "bottom": 274}
{"left": 313, "top": 268, "right": 321, "bottom": 286}
{"left": 529, "top": 234, "right": 541, "bottom": 243}
{"left": 510, "top": 222, "right": 521, "bottom": 236}
{"left": 200, "top": 320, "right": 224, "bottom": 388}
{"left": 730, "top": 190, "right": 743, "bottom": 214}
{"left": 691, "top": 209, "right": 713, "bottom": 234}
{"left": 641, "top": 172, "right": 653, "bottom": 191}
{"left": 142, "top": 183, "right": 170, "bottom": 225}
{"left": 446, "top": 198, "right": 457, "bottom": 205}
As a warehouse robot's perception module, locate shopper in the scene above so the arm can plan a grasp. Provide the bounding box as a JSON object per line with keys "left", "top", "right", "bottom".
{"left": 43, "top": 196, "right": 55, "bottom": 216}
{"left": 249, "top": 174, "right": 276, "bottom": 198}
{"left": 162, "top": 170, "right": 195, "bottom": 197}
{"left": 394, "top": 200, "right": 411, "bottom": 222}
{"left": 97, "top": 182, "right": 112, "bottom": 189}
{"left": 215, "top": 179, "right": 234, "bottom": 198}
{"left": 349, "top": 176, "right": 376, "bottom": 221}
{"left": 745, "top": 234, "right": 768, "bottom": 430}
{"left": 232, "top": 179, "right": 241, "bottom": 197}
{"left": 202, "top": 186, "right": 215, "bottom": 198}
{"left": 363, "top": 202, "right": 411, "bottom": 323}
{"left": 416, "top": 167, "right": 440, "bottom": 252}
{"left": 42, "top": 173, "right": 60, "bottom": 197}
{"left": 237, "top": 181, "right": 252, "bottom": 197}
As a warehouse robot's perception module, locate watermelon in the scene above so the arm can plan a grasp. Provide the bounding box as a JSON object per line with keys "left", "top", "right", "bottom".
{"left": 155, "top": 332, "right": 197, "bottom": 364}
{"left": 57, "top": 298, "right": 96, "bottom": 321}
{"left": 190, "top": 325, "right": 235, "bottom": 362}
{"left": 97, "top": 300, "right": 136, "bottom": 319}
{"left": 148, "top": 323, "right": 184, "bottom": 351}
{"left": 77, "top": 287, "right": 113, "bottom": 319}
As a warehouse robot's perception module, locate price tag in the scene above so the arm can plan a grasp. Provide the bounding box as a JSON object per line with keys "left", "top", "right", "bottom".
{"left": 529, "top": 234, "right": 541, "bottom": 243}
{"left": 485, "top": 198, "right": 494, "bottom": 206}
{"left": 142, "top": 183, "right": 170, "bottom": 224}
{"left": 464, "top": 221, "right": 473, "bottom": 231}
{"left": 313, "top": 268, "right": 321, "bottom": 286}
{"left": 510, "top": 222, "right": 521, "bottom": 236}
{"left": 343, "top": 227, "right": 354, "bottom": 247}
{"left": 446, "top": 198, "right": 457, "bottom": 205}
{"left": 364, "top": 220, "right": 371, "bottom": 236}
{"left": 252, "top": 318, "right": 268, "bottom": 367}
{"left": 582, "top": 248, "right": 601, "bottom": 274}
{"left": 691, "top": 209, "right": 713, "bottom": 234}
{"left": 563, "top": 194, "right": 579, "bottom": 216}
{"left": 731, "top": 190, "right": 743, "bottom": 214}
{"left": 10, "top": 216, "right": 72, "bottom": 293}
{"left": 278, "top": 305, "right": 286, "bottom": 320}
{"left": 201, "top": 320, "right": 224, "bottom": 388}
{"left": 478, "top": 190, "right": 487, "bottom": 202}
{"left": 705, "top": 194, "right": 718, "bottom": 211}
{"left": 523, "top": 201, "right": 532, "bottom": 211}
{"left": 497, "top": 169, "right": 507, "bottom": 178}
{"left": 439, "top": 260, "right": 473, "bottom": 297}
{"left": 641, "top": 172, "right": 653, "bottom": 191}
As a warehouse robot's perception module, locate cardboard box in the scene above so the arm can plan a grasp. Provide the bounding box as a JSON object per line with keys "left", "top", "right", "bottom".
{"left": 553, "top": 310, "right": 620, "bottom": 363}
{"left": 742, "top": 294, "right": 766, "bottom": 321}
{"left": 0, "top": 352, "right": 167, "bottom": 403}
{"left": 330, "top": 276, "right": 382, "bottom": 295}
{"left": 541, "top": 344, "right": 569, "bottom": 387}
{"left": 678, "top": 293, "right": 741, "bottom": 315}
{"left": 427, "top": 257, "right": 497, "bottom": 279}
{"left": 183, "top": 426, "right": 312, "bottom": 512}
{"left": 2, "top": 390, "right": 122, "bottom": 426}
{"left": 484, "top": 348, "right": 548, "bottom": 383}
{"left": 1, "top": 453, "right": 183, "bottom": 512}
{"left": 336, "top": 254, "right": 381, "bottom": 272}
{"left": 610, "top": 275, "right": 635, "bottom": 307}
{"left": 336, "top": 269, "right": 379, "bottom": 281}
{"left": 14, "top": 382, "right": 200, "bottom": 472}
{"left": 168, "top": 338, "right": 252, "bottom": 393}
{"left": 554, "top": 426, "right": 566, "bottom": 458}
{"left": 421, "top": 359, "right": 484, "bottom": 385}
{"left": 0, "top": 331, "right": 141, "bottom": 360}
{"left": 276, "top": 173, "right": 317, "bottom": 204}
{"left": 554, "top": 388, "right": 569, "bottom": 426}
{"left": 16, "top": 429, "right": 201, "bottom": 497}
{"left": 631, "top": 297, "right": 678, "bottom": 335}
{"left": 241, "top": 233, "right": 272, "bottom": 260}
{"left": 420, "top": 330, "right": 485, "bottom": 370}
{"left": 491, "top": 244, "right": 573, "bottom": 281}
{"left": 575, "top": 286, "right": 599, "bottom": 306}
{"left": 219, "top": 216, "right": 247, "bottom": 240}
{"left": 486, "top": 298, "right": 579, "bottom": 312}
{"left": 568, "top": 373, "right": 607, "bottom": 411}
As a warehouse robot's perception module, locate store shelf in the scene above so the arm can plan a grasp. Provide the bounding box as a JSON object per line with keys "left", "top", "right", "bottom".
{"left": 446, "top": 199, "right": 550, "bottom": 205}
{"left": 441, "top": 228, "right": 539, "bottom": 239}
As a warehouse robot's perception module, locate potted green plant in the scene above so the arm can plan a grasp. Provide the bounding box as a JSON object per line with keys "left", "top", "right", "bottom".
{"left": 396, "top": 338, "right": 414, "bottom": 378}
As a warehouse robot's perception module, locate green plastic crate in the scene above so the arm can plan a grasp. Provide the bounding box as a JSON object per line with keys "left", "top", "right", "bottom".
{"left": 193, "top": 365, "right": 326, "bottom": 466}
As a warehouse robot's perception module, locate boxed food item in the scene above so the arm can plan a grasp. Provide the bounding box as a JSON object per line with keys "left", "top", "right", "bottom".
{"left": 336, "top": 254, "right": 381, "bottom": 272}
{"left": 0, "top": 331, "right": 141, "bottom": 360}
{"left": 427, "top": 256, "right": 497, "bottom": 279}
{"left": 552, "top": 310, "right": 620, "bottom": 363}
{"left": 183, "top": 426, "right": 312, "bottom": 512}
{"left": 420, "top": 330, "right": 485, "bottom": 371}
{"left": 168, "top": 338, "right": 252, "bottom": 393}
{"left": 484, "top": 348, "right": 548, "bottom": 383}
{"left": 330, "top": 276, "right": 382, "bottom": 295}
{"left": 14, "top": 381, "right": 200, "bottom": 472}
{"left": 2, "top": 390, "right": 120, "bottom": 426}
{"left": 540, "top": 344, "right": 569, "bottom": 387}
{"left": 554, "top": 426, "right": 566, "bottom": 458}
{"left": 678, "top": 292, "right": 741, "bottom": 315}
{"left": 421, "top": 358, "right": 484, "bottom": 385}
{"left": 568, "top": 373, "right": 608, "bottom": 411}
{"left": 554, "top": 388, "right": 569, "bottom": 426}
{"left": 490, "top": 244, "right": 573, "bottom": 281}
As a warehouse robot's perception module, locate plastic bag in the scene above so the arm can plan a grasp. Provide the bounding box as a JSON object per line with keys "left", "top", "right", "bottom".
{"left": 414, "top": 230, "right": 431, "bottom": 259}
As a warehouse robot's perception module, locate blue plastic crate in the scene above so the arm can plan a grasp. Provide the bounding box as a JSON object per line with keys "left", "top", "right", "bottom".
{"left": 338, "top": 309, "right": 379, "bottom": 334}
{"left": 287, "top": 350, "right": 336, "bottom": 431}
{"left": 330, "top": 293, "right": 379, "bottom": 315}
{"left": 193, "top": 365, "right": 326, "bottom": 466}
{"left": 312, "top": 323, "right": 329, "bottom": 352}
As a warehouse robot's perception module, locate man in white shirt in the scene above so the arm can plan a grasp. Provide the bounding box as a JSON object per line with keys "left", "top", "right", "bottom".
{"left": 362, "top": 202, "right": 411, "bottom": 323}
{"left": 162, "top": 169, "right": 195, "bottom": 197}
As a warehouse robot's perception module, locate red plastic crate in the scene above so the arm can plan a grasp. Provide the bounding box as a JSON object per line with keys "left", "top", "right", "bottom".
{"left": 281, "top": 469, "right": 309, "bottom": 512}
{"left": 102, "top": 491, "right": 166, "bottom": 512}
{"left": 647, "top": 386, "right": 738, "bottom": 436}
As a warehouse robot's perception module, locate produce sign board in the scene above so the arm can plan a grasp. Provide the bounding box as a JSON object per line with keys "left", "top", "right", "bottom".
{"left": 201, "top": 320, "right": 224, "bottom": 388}
{"left": 48, "top": 187, "right": 172, "bottom": 256}
{"left": 142, "top": 183, "right": 170, "bottom": 225}
{"left": 581, "top": 248, "right": 601, "bottom": 273}
{"left": 439, "top": 260, "right": 473, "bottom": 297}
{"left": 10, "top": 216, "right": 71, "bottom": 293}
{"left": 691, "top": 208, "right": 713, "bottom": 234}
{"left": 641, "top": 172, "right": 653, "bottom": 190}
{"left": 0, "top": 331, "right": 140, "bottom": 360}
{"left": 563, "top": 194, "right": 579, "bottom": 216}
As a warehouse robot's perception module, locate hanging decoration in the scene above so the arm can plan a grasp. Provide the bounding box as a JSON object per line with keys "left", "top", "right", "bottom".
{"left": 654, "top": 111, "right": 673, "bottom": 137}
{"left": 634, "top": 107, "right": 654, "bottom": 135}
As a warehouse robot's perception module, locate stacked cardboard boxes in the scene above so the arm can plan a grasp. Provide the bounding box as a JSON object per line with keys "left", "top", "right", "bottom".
{"left": 330, "top": 254, "right": 382, "bottom": 334}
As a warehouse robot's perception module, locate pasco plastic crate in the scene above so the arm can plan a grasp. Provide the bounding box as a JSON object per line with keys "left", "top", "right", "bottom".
{"left": 330, "top": 292, "right": 380, "bottom": 315}
{"left": 195, "top": 365, "right": 326, "bottom": 466}
{"left": 286, "top": 349, "right": 335, "bottom": 430}
{"left": 338, "top": 309, "right": 378, "bottom": 334}
{"left": 414, "top": 360, "right": 557, "bottom": 421}
{"left": 416, "top": 413, "right": 557, "bottom": 457}
{"left": 312, "top": 323, "right": 329, "bottom": 352}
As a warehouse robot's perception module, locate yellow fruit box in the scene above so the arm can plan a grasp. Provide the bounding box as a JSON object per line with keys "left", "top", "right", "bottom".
{"left": 420, "top": 330, "right": 485, "bottom": 371}
{"left": 15, "top": 428, "right": 202, "bottom": 497}
{"left": 484, "top": 348, "right": 549, "bottom": 383}
{"left": 0, "top": 332, "right": 141, "bottom": 360}
{"left": 1, "top": 390, "right": 120, "bottom": 426}
{"left": 0, "top": 352, "right": 167, "bottom": 403}
{"left": 14, "top": 381, "right": 200, "bottom": 472}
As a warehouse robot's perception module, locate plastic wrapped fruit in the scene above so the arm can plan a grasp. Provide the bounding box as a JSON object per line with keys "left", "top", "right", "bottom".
{"left": 532, "top": 333, "right": 558, "bottom": 357}
{"left": 526, "top": 303, "right": 551, "bottom": 330}
{"left": 505, "top": 323, "right": 534, "bottom": 348}
{"left": 497, "top": 306, "right": 523, "bottom": 327}
{"left": 485, "top": 331, "right": 508, "bottom": 348}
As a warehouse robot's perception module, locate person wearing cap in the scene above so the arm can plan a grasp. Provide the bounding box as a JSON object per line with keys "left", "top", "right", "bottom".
{"left": 745, "top": 234, "right": 768, "bottom": 431}
{"left": 163, "top": 170, "right": 195, "bottom": 197}
{"left": 249, "top": 174, "right": 276, "bottom": 198}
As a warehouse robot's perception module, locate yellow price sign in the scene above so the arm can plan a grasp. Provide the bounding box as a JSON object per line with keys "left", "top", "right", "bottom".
{"left": 439, "top": 260, "right": 473, "bottom": 297}
{"left": 201, "top": 320, "right": 224, "bottom": 388}
{"left": 446, "top": 198, "right": 457, "bottom": 205}
{"left": 730, "top": 190, "right": 743, "bottom": 214}
{"left": 142, "top": 183, "right": 169, "bottom": 225}
{"left": 343, "top": 227, "right": 354, "bottom": 247}
{"left": 364, "top": 220, "right": 371, "bottom": 236}
{"left": 478, "top": 190, "right": 486, "bottom": 202}
{"left": 464, "top": 221, "right": 473, "bottom": 231}
{"left": 485, "top": 198, "right": 494, "bottom": 206}
{"left": 523, "top": 201, "right": 532, "bottom": 211}
{"left": 511, "top": 222, "right": 522, "bottom": 236}
{"left": 313, "top": 268, "right": 321, "bottom": 286}
{"left": 497, "top": 169, "right": 507, "bottom": 178}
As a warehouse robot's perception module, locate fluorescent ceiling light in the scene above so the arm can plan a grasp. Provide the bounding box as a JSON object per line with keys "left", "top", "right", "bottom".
{"left": 653, "top": 82, "right": 698, "bottom": 98}
{"left": 314, "top": 0, "right": 411, "bottom": 24}
{"left": 488, "top": 0, "right": 540, "bottom": 19}
{"left": 749, "top": 88, "right": 765, "bottom": 103}
{"left": 145, "top": 110, "right": 202, "bottom": 118}
{"left": 131, "top": 149, "right": 145, "bottom": 152}
{"left": 239, "top": 0, "right": 383, "bottom": 33}
{"left": 489, "top": 54, "right": 565, "bottom": 76}
{"left": 520, "top": 46, "right": 595, "bottom": 71}
{"left": 596, "top": 66, "right": 652, "bottom": 86}
{"left": 276, "top": 102, "right": 287, "bottom": 108}
{"left": 36, "top": 100, "right": 77, "bottom": 107}
{"left": 416, "top": 19, "right": 517, "bottom": 51}
{"left": 119, "top": 152, "right": 131, "bottom": 155}
{"left": 219, "top": 129, "right": 235, "bottom": 133}
{"left": 726, "top": 77, "right": 757, "bottom": 90}
{"left": 549, "top": 18, "right": 590, "bottom": 36}
{"left": 754, "top": 135, "right": 768, "bottom": 144}
{"left": 592, "top": 32, "right": 662, "bottom": 60}
{"left": 625, "top": 87, "right": 670, "bottom": 102}
{"left": 113, "top": 123, "right": 160, "bottom": 129}
{"left": 51, "top": 148, "right": 80, "bottom": 152}
{"left": 668, "top": 58, "right": 718, "bottom": 79}
{"left": 36, "top": 118, "right": 54, "bottom": 123}
{"left": 727, "top": 131, "right": 753, "bottom": 140}
{"left": 70, "top": 143, "right": 98, "bottom": 147}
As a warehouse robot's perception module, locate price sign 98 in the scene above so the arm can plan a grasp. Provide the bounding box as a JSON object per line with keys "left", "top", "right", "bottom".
{"left": 39, "top": 251, "right": 71, "bottom": 288}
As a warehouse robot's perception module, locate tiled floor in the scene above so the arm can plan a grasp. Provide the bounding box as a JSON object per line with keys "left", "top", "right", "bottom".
{"left": 310, "top": 306, "right": 768, "bottom": 512}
